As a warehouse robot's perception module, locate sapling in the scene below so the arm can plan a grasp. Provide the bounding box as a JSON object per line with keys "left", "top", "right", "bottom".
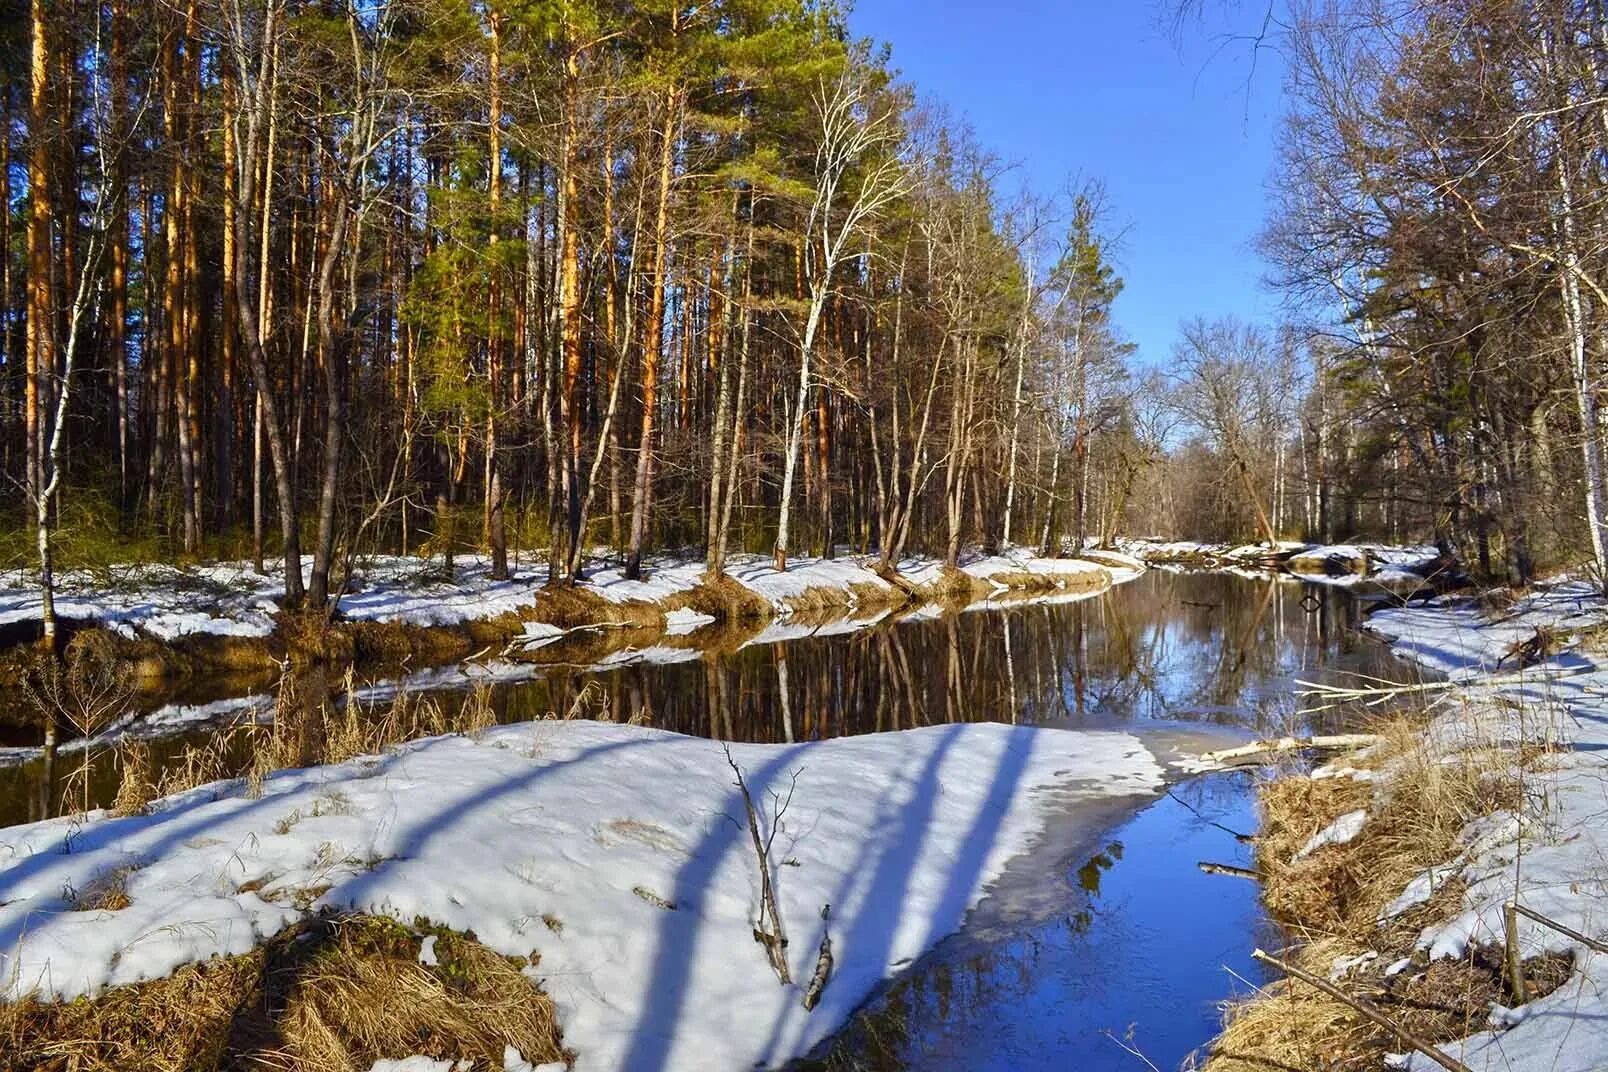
{"left": 21, "top": 632, "right": 137, "bottom": 815}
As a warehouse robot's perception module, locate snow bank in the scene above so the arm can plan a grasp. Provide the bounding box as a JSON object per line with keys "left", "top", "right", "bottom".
{"left": 0, "top": 720, "right": 1164, "bottom": 1071}
{"left": 1365, "top": 580, "right": 1608, "bottom": 679}
{"left": 0, "top": 548, "right": 1136, "bottom": 644}
{"left": 1339, "top": 577, "right": 1608, "bottom": 1071}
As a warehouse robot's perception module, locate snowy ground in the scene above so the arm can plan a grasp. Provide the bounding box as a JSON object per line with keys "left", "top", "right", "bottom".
{"left": 0, "top": 547, "right": 1132, "bottom": 643}
{"left": 1118, "top": 538, "right": 1440, "bottom": 584}
{"left": 0, "top": 720, "right": 1165, "bottom": 1071}
{"left": 1331, "top": 581, "right": 1608, "bottom": 1070}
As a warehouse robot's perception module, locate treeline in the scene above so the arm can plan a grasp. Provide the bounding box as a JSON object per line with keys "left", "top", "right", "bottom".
{"left": 1, "top": 0, "right": 1139, "bottom": 630}
{"left": 1121, "top": 0, "right": 1608, "bottom": 586}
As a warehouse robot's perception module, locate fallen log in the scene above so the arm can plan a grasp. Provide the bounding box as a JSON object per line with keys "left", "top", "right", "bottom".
{"left": 1199, "top": 733, "right": 1381, "bottom": 766}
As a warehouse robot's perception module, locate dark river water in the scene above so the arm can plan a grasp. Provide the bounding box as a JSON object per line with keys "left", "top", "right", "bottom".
{"left": 0, "top": 568, "right": 1415, "bottom": 1071}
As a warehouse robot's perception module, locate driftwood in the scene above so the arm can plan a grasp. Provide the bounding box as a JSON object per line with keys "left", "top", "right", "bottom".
{"left": 1198, "top": 861, "right": 1260, "bottom": 880}
{"left": 725, "top": 744, "right": 795, "bottom": 985}
{"left": 1199, "top": 733, "right": 1381, "bottom": 766}
{"left": 1252, "top": 949, "right": 1472, "bottom": 1072}
{"left": 1294, "top": 670, "right": 1586, "bottom": 714}
{"left": 802, "top": 904, "right": 834, "bottom": 1011}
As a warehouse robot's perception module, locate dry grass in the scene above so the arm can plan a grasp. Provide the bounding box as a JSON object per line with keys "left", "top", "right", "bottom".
{"left": 0, "top": 915, "right": 569, "bottom": 1072}
{"left": 69, "top": 866, "right": 137, "bottom": 912}
{"left": 915, "top": 565, "right": 992, "bottom": 605}
{"left": 111, "top": 741, "right": 155, "bottom": 817}
{"left": 1207, "top": 709, "right": 1558, "bottom": 1072}
{"left": 532, "top": 583, "right": 663, "bottom": 631}
{"left": 118, "top": 672, "right": 506, "bottom": 808}
{"left": 665, "top": 572, "right": 772, "bottom": 622}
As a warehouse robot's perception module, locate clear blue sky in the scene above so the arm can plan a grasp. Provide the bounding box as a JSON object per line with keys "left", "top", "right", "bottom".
{"left": 848, "top": 1, "right": 1287, "bottom": 369}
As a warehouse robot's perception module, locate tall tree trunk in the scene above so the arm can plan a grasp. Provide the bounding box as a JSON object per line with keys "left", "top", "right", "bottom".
{"left": 625, "top": 88, "right": 677, "bottom": 580}
{"left": 26, "top": 0, "right": 56, "bottom": 645}
{"left": 558, "top": 41, "right": 583, "bottom": 580}
{"left": 485, "top": 11, "right": 508, "bottom": 580}
{"left": 307, "top": 189, "right": 351, "bottom": 608}
{"left": 228, "top": 3, "right": 303, "bottom": 605}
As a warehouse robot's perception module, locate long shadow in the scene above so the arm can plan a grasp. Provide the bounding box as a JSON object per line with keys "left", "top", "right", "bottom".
{"left": 328, "top": 735, "right": 654, "bottom": 910}
{"left": 0, "top": 746, "right": 413, "bottom": 986}
{"left": 747, "top": 723, "right": 968, "bottom": 1069}
{"left": 618, "top": 741, "right": 809, "bottom": 1072}
{"left": 0, "top": 734, "right": 651, "bottom": 998}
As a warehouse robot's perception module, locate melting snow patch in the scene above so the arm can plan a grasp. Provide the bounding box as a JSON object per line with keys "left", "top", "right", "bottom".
{"left": 1294, "top": 809, "right": 1367, "bottom": 861}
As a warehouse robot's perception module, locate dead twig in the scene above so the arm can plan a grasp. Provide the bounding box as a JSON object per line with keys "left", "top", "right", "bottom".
{"left": 724, "top": 743, "right": 796, "bottom": 985}
{"left": 802, "top": 904, "right": 833, "bottom": 1011}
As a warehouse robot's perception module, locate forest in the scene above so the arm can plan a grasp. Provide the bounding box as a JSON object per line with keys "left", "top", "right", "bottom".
{"left": 5, "top": 0, "right": 1608, "bottom": 629}
{"left": 0, "top": 0, "right": 1146, "bottom": 630}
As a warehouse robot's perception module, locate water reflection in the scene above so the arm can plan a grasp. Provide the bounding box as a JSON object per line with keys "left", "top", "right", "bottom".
{"left": 0, "top": 571, "right": 1404, "bottom": 825}
{"left": 796, "top": 771, "right": 1279, "bottom": 1072}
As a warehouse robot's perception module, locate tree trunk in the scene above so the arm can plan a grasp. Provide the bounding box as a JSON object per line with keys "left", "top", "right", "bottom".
{"left": 625, "top": 88, "right": 677, "bottom": 580}
{"left": 307, "top": 189, "right": 351, "bottom": 608}
{"left": 26, "top": 0, "right": 55, "bottom": 645}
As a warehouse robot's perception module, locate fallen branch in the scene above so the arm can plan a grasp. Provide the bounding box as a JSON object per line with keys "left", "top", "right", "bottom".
{"left": 1198, "top": 861, "right": 1260, "bottom": 880}
{"left": 1294, "top": 669, "right": 1588, "bottom": 713}
{"left": 802, "top": 904, "right": 833, "bottom": 1011}
{"left": 1252, "top": 949, "right": 1472, "bottom": 1072}
{"left": 1199, "top": 734, "right": 1381, "bottom": 766}
{"left": 725, "top": 743, "right": 795, "bottom": 985}
{"left": 1167, "top": 788, "right": 1254, "bottom": 842}
{"left": 1510, "top": 901, "right": 1608, "bottom": 955}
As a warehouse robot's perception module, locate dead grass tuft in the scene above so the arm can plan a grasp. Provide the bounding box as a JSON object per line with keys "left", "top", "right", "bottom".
{"left": 1210, "top": 945, "right": 1573, "bottom": 1072}
{"left": 916, "top": 565, "right": 992, "bottom": 605}
{"left": 70, "top": 865, "right": 137, "bottom": 912}
{"left": 0, "top": 915, "right": 570, "bottom": 1071}
{"left": 533, "top": 583, "right": 662, "bottom": 631}
{"left": 1208, "top": 710, "right": 1545, "bottom": 1071}
{"left": 112, "top": 741, "right": 156, "bottom": 817}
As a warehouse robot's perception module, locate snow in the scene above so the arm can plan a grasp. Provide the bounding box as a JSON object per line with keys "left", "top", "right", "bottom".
{"left": 0, "top": 549, "right": 1138, "bottom": 644}
{"left": 1365, "top": 579, "right": 1608, "bottom": 679}
{"left": 0, "top": 719, "right": 1165, "bottom": 1071}
{"left": 1337, "top": 576, "right": 1608, "bottom": 1071}
{"left": 369, "top": 1058, "right": 465, "bottom": 1072}
{"left": 1293, "top": 809, "right": 1367, "bottom": 860}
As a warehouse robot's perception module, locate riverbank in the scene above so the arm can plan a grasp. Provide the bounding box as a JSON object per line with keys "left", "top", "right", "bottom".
{"left": 0, "top": 719, "right": 1167, "bottom": 1071}
{"left": 1120, "top": 537, "right": 1446, "bottom": 585}
{"left": 1207, "top": 578, "right": 1608, "bottom": 1071}
{"left": 0, "top": 548, "right": 1135, "bottom": 724}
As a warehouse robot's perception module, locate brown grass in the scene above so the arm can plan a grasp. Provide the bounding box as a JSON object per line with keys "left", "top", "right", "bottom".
{"left": 1207, "top": 711, "right": 1557, "bottom": 1072}
{"left": 111, "top": 741, "right": 155, "bottom": 817}
{"left": 915, "top": 565, "right": 992, "bottom": 605}
{"left": 531, "top": 584, "right": 663, "bottom": 631}
{"left": 0, "top": 915, "right": 569, "bottom": 1072}
{"left": 665, "top": 572, "right": 772, "bottom": 622}
{"left": 70, "top": 866, "right": 137, "bottom": 912}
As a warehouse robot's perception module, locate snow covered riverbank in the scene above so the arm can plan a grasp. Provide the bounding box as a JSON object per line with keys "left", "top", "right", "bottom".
{"left": 0, "top": 719, "right": 1165, "bottom": 1070}
{"left": 1120, "top": 538, "right": 1442, "bottom": 585}
{"left": 1213, "top": 579, "right": 1608, "bottom": 1071}
{"left": 0, "top": 547, "right": 1127, "bottom": 647}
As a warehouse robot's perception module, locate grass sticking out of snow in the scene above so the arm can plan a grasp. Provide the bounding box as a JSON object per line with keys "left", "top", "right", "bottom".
{"left": 0, "top": 914, "right": 568, "bottom": 1072}
{"left": 1207, "top": 711, "right": 1556, "bottom": 1072}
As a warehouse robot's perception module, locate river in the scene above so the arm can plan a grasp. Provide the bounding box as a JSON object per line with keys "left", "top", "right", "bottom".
{"left": 0, "top": 567, "right": 1415, "bottom": 1069}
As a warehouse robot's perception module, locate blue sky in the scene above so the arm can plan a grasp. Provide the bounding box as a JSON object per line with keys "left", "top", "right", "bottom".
{"left": 848, "top": 1, "right": 1287, "bottom": 369}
